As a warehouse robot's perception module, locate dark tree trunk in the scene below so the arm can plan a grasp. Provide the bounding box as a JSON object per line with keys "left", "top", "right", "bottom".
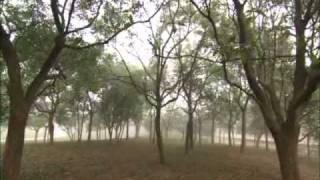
{"left": 273, "top": 127, "right": 300, "bottom": 180}
{"left": 198, "top": 118, "right": 202, "bottom": 146}
{"left": 3, "top": 108, "right": 28, "bottom": 180}
{"left": 182, "top": 130, "right": 185, "bottom": 141}
{"left": 155, "top": 106, "right": 165, "bottom": 164}
{"left": 228, "top": 125, "right": 232, "bottom": 147}
{"left": 126, "top": 119, "right": 129, "bottom": 140}
{"left": 48, "top": 113, "right": 55, "bottom": 144}
{"left": 240, "top": 109, "right": 247, "bottom": 153}
{"left": 185, "top": 111, "right": 194, "bottom": 153}
{"left": 87, "top": 111, "right": 94, "bottom": 141}
{"left": 228, "top": 111, "right": 233, "bottom": 147}
{"left": 108, "top": 128, "right": 113, "bottom": 142}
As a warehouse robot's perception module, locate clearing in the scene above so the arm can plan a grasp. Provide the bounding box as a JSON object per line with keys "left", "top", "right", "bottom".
{"left": 21, "top": 139, "right": 318, "bottom": 180}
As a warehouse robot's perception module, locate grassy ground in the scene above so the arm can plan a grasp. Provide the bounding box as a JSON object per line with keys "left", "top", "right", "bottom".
{"left": 21, "top": 139, "right": 319, "bottom": 180}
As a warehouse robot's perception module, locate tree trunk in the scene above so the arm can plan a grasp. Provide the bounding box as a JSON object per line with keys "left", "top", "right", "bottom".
{"left": 240, "top": 109, "right": 247, "bottom": 153}
{"left": 135, "top": 121, "right": 140, "bottom": 139}
{"left": 87, "top": 111, "right": 93, "bottom": 141}
{"left": 219, "top": 128, "right": 221, "bottom": 144}
{"left": 265, "top": 131, "right": 269, "bottom": 151}
{"left": 108, "top": 128, "right": 113, "bottom": 142}
{"left": 48, "top": 112, "right": 55, "bottom": 144}
{"left": 149, "top": 118, "right": 153, "bottom": 143}
{"left": 185, "top": 111, "right": 194, "bottom": 153}
{"left": 126, "top": 119, "right": 129, "bottom": 140}
{"left": 43, "top": 126, "right": 48, "bottom": 143}
{"left": 155, "top": 106, "right": 165, "bottom": 164}
{"left": 3, "top": 109, "right": 28, "bottom": 180}
{"left": 165, "top": 127, "right": 169, "bottom": 139}
{"left": 274, "top": 128, "right": 300, "bottom": 180}
{"left": 256, "top": 133, "right": 262, "bottom": 148}
{"left": 211, "top": 118, "right": 215, "bottom": 144}
{"left": 306, "top": 134, "right": 310, "bottom": 159}
{"left": 228, "top": 111, "right": 233, "bottom": 146}
{"left": 198, "top": 118, "right": 202, "bottom": 146}
{"left": 103, "top": 128, "right": 108, "bottom": 140}
{"left": 34, "top": 129, "right": 39, "bottom": 143}
{"left": 228, "top": 125, "right": 232, "bottom": 146}
{"left": 265, "top": 127, "right": 269, "bottom": 152}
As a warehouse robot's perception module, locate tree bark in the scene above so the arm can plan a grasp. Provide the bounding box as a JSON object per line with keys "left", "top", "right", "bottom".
{"left": 198, "top": 117, "right": 202, "bottom": 146}
{"left": 126, "top": 119, "right": 129, "bottom": 140}
{"left": 274, "top": 128, "right": 300, "bottom": 180}
{"left": 155, "top": 106, "right": 165, "bottom": 164}
{"left": 48, "top": 112, "right": 55, "bottom": 144}
{"left": 265, "top": 126, "right": 269, "bottom": 151}
{"left": 306, "top": 134, "right": 310, "bottom": 159}
{"left": 135, "top": 121, "right": 140, "bottom": 139}
{"left": 34, "top": 129, "right": 40, "bottom": 143}
{"left": 43, "top": 126, "right": 48, "bottom": 143}
{"left": 240, "top": 109, "right": 247, "bottom": 153}
{"left": 256, "top": 133, "right": 262, "bottom": 148}
{"left": 3, "top": 108, "right": 28, "bottom": 180}
{"left": 228, "top": 123, "right": 232, "bottom": 147}
{"left": 87, "top": 110, "right": 94, "bottom": 141}
{"left": 211, "top": 118, "right": 215, "bottom": 144}
{"left": 185, "top": 111, "right": 194, "bottom": 153}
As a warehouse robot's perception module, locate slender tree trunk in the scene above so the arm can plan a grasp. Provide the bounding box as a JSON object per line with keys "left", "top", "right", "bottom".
{"left": 228, "top": 125, "right": 232, "bottom": 146}
{"left": 182, "top": 130, "right": 185, "bottom": 141}
{"left": 211, "top": 118, "right": 215, "bottom": 144}
{"left": 87, "top": 111, "right": 93, "bottom": 141}
{"left": 165, "top": 127, "right": 169, "bottom": 139}
{"left": 149, "top": 118, "right": 153, "bottom": 143}
{"left": 135, "top": 121, "right": 140, "bottom": 139}
{"left": 3, "top": 108, "right": 28, "bottom": 180}
{"left": 155, "top": 105, "right": 165, "bottom": 164}
{"left": 108, "top": 128, "right": 113, "bottom": 142}
{"left": 228, "top": 111, "right": 233, "bottom": 146}
{"left": 240, "top": 109, "right": 247, "bottom": 153}
{"left": 185, "top": 111, "right": 194, "bottom": 154}
{"left": 265, "top": 126, "right": 269, "bottom": 151}
{"left": 48, "top": 112, "right": 54, "bottom": 144}
{"left": 306, "top": 134, "right": 310, "bottom": 159}
{"left": 34, "top": 129, "right": 39, "bottom": 143}
{"left": 256, "top": 133, "right": 262, "bottom": 148}
{"left": 126, "top": 119, "right": 129, "bottom": 140}
{"left": 43, "top": 126, "right": 48, "bottom": 143}
{"left": 219, "top": 128, "right": 222, "bottom": 144}
{"left": 104, "top": 128, "right": 107, "bottom": 140}
{"left": 232, "top": 128, "right": 235, "bottom": 146}
{"left": 96, "top": 127, "right": 99, "bottom": 140}
{"left": 198, "top": 118, "right": 202, "bottom": 146}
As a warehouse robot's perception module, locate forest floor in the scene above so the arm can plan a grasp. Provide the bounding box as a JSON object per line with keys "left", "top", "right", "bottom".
{"left": 20, "top": 139, "right": 319, "bottom": 180}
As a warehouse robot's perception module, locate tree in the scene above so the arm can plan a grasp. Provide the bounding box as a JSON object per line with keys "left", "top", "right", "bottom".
{"left": 0, "top": 0, "right": 160, "bottom": 178}
{"left": 191, "top": 0, "right": 320, "bottom": 179}
{"left": 27, "top": 112, "right": 47, "bottom": 143}
{"left": 120, "top": 0, "right": 195, "bottom": 164}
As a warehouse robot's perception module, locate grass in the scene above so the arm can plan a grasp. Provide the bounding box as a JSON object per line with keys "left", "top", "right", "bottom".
{"left": 20, "top": 139, "right": 319, "bottom": 180}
